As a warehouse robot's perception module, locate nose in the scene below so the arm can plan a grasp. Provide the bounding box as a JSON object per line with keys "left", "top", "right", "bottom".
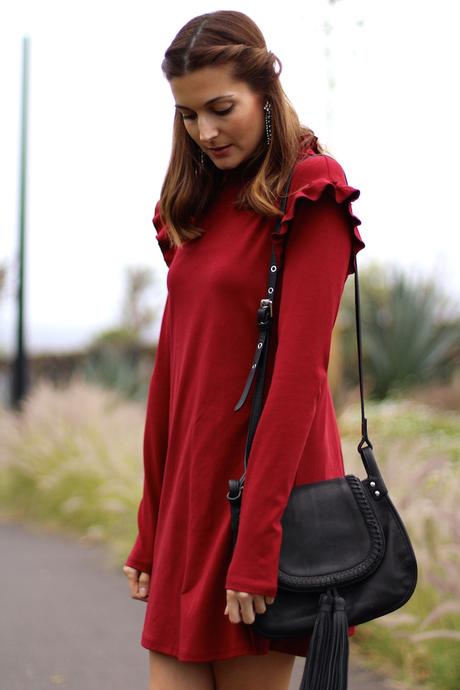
{"left": 197, "top": 115, "right": 219, "bottom": 145}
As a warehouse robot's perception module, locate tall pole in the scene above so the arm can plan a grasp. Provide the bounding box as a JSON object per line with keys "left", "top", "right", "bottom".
{"left": 11, "top": 36, "right": 30, "bottom": 409}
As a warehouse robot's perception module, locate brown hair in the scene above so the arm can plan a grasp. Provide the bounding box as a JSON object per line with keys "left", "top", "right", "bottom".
{"left": 158, "top": 10, "right": 328, "bottom": 247}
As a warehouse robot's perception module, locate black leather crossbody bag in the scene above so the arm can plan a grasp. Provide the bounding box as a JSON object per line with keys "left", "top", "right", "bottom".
{"left": 226, "top": 169, "right": 418, "bottom": 690}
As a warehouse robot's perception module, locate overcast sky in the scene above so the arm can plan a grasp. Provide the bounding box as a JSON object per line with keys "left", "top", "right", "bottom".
{"left": 1, "top": 0, "right": 459, "bottom": 354}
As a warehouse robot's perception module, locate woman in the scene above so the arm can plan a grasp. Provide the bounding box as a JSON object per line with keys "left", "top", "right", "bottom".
{"left": 123, "top": 10, "right": 365, "bottom": 690}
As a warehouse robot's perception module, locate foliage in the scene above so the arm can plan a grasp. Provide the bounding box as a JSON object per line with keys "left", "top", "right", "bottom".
{"left": 340, "top": 399, "right": 460, "bottom": 689}
{"left": 87, "top": 265, "right": 158, "bottom": 350}
{"left": 76, "top": 265, "right": 159, "bottom": 401}
{"left": 339, "top": 262, "right": 460, "bottom": 399}
{"left": 78, "top": 339, "right": 151, "bottom": 402}
{"left": 119, "top": 266, "right": 157, "bottom": 336}
{"left": 0, "top": 378, "right": 145, "bottom": 567}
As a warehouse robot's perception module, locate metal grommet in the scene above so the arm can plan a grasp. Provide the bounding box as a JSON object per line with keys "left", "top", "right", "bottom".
{"left": 268, "top": 287, "right": 273, "bottom": 294}
{"left": 370, "top": 481, "right": 376, "bottom": 488}
{"left": 270, "top": 265, "right": 277, "bottom": 272}
{"left": 252, "top": 364, "right": 256, "bottom": 368}
{"left": 257, "top": 343, "right": 262, "bottom": 349}
{"left": 374, "top": 490, "right": 380, "bottom": 497}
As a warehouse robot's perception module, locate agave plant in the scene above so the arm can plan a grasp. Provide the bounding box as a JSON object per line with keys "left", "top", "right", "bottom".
{"left": 340, "top": 262, "right": 460, "bottom": 399}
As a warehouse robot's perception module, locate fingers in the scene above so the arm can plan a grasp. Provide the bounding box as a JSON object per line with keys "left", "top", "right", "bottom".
{"left": 238, "top": 592, "right": 257, "bottom": 624}
{"left": 253, "top": 594, "right": 267, "bottom": 614}
{"left": 123, "top": 565, "right": 150, "bottom": 601}
{"left": 225, "top": 590, "right": 274, "bottom": 625}
{"left": 225, "top": 590, "right": 242, "bottom": 623}
{"left": 138, "top": 571, "right": 150, "bottom": 599}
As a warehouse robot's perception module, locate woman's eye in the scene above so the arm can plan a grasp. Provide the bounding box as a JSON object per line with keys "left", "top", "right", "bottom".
{"left": 215, "top": 106, "right": 234, "bottom": 116}
{"left": 180, "top": 105, "right": 234, "bottom": 121}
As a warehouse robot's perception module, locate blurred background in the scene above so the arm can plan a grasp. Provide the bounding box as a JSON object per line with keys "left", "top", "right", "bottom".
{"left": 0, "top": 1, "right": 459, "bottom": 689}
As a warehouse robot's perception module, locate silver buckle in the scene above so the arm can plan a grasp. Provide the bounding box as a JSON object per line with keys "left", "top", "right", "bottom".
{"left": 260, "top": 298, "right": 273, "bottom": 318}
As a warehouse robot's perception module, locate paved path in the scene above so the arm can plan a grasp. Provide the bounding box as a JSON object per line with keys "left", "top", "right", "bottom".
{"left": 0, "top": 519, "right": 397, "bottom": 690}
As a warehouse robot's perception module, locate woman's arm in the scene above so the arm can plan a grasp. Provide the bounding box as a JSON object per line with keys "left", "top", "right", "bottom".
{"left": 124, "top": 295, "right": 172, "bottom": 575}
{"left": 225, "top": 187, "right": 362, "bottom": 598}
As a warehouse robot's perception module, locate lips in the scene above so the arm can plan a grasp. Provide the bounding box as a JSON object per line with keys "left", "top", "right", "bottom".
{"left": 208, "top": 145, "right": 231, "bottom": 151}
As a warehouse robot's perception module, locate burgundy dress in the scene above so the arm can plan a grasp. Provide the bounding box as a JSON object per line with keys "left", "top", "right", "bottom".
{"left": 124, "top": 150, "right": 365, "bottom": 661}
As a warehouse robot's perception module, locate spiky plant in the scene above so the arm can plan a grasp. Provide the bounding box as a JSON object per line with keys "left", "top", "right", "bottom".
{"left": 340, "top": 262, "right": 460, "bottom": 399}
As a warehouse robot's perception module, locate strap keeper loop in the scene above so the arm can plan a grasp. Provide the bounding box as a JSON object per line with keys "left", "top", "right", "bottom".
{"left": 260, "top": 298, "right": 273, "bottom": 317}
{"left": 258, "top": 299, "right": 273, "bottom": 326}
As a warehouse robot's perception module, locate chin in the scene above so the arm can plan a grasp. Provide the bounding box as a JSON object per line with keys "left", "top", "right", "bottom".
{"left": 212, "top": 157, "right": 240, "bottom": 170}
{"left": 211, "top": 143, "right": 264, "bottom": 172}
{"left": 213, "top": 160, "right": 238, "bottom": 170}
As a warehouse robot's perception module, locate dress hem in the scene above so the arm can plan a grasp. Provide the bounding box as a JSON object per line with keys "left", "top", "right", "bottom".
{"left": 141, "top": 623, "right": 355, "bottom": 662}
{"left": 140, "top": 636, "right": 277, "bottom": 662}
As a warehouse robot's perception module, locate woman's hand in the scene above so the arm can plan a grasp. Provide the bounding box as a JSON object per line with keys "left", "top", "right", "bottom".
{"left": 123, "top": 565, "right": 150, "bottom": 602}
{"left": 224, "top": 589, "right": 275, "bottom": 624}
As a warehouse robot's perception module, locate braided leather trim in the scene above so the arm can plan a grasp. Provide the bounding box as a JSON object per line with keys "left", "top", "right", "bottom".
{"left": 279, "top": 475, "right": 386, "bottom": 590}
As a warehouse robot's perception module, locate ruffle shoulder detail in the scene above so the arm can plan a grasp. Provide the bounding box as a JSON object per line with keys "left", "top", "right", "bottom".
{"left": 277, "top": 154, "right": 365, "bottom": 275}
{"left": 153, "top": 201, "right": 177, "bottom": 268}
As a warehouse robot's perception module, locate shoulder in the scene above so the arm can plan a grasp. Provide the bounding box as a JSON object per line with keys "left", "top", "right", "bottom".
{"left": 278, "top": 153, "right": 365, "bottom": 276}
{"left": 153, "top": 201, "right": 176, "bottom": 268}
{"left": 289, "top": 153, "right": 359, "bottom": 204}
{"left": 280, "top": 153, "right": 362, "bottom": 229}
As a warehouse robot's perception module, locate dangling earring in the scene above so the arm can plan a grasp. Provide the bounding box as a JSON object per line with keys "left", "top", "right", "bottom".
{"left": 200, "top": 150, "right": 205, "bottom": 168}
{"left": 264, "top": 100, "right": 272, "bottom": 146}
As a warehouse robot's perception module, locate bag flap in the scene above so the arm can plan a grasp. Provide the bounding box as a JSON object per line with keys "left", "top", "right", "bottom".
{"left": 278, "top": 475, "right": 385, "bottom": 591}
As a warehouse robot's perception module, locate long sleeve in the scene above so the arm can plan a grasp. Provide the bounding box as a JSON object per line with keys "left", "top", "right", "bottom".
{"left": 124, "top": 293, "right": 172, "bottom": 574}
{"left": 225, "top": 171, "right": 364, "bottom": 597}
{"left": 124, "top": 203, "right": 176, "bottom": 574}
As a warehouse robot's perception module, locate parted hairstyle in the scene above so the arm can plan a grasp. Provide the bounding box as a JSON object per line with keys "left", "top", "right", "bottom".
{"left": 159, "top": 10, "right": 327, "bottom": 247}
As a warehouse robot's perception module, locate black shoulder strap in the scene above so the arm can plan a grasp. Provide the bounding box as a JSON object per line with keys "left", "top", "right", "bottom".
{"left": 230, "top": 159, "right": 372, "bottom": 496}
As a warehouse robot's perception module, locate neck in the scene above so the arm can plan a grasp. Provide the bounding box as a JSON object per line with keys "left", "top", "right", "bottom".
{"left": 220, "top": 150, "right": 265, "bottom": 186}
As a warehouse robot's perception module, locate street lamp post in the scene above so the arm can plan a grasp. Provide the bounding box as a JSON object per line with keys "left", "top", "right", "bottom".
{"left": 11, "top": 36, "right": 30, "bottom": 410}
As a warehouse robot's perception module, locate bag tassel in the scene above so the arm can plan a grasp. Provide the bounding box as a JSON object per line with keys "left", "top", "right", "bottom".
{"left": 299, "top": 591, "right": 333, "bottom": 690}
{"left": 327, "top": 588, "right": 349, "bottom": 690}
{"left": 299, "top": 589, "right": 349, "bottom": 690}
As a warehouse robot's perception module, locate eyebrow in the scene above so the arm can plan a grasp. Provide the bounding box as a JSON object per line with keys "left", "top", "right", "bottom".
{"left": 174, "top": 94, "right": 235, "bottom": 110}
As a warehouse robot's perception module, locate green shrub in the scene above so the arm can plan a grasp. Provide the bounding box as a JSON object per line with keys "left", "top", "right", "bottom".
{"left": 340, "top": 399, "right": 460, "bottom": 689}
{"left": 0, "top": 377, "right": 145, "bottom": 565}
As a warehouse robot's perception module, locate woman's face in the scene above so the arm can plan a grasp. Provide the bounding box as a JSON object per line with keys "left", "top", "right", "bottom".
{"left": 170, "top": 63, "right": 265, "bottom": 170}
